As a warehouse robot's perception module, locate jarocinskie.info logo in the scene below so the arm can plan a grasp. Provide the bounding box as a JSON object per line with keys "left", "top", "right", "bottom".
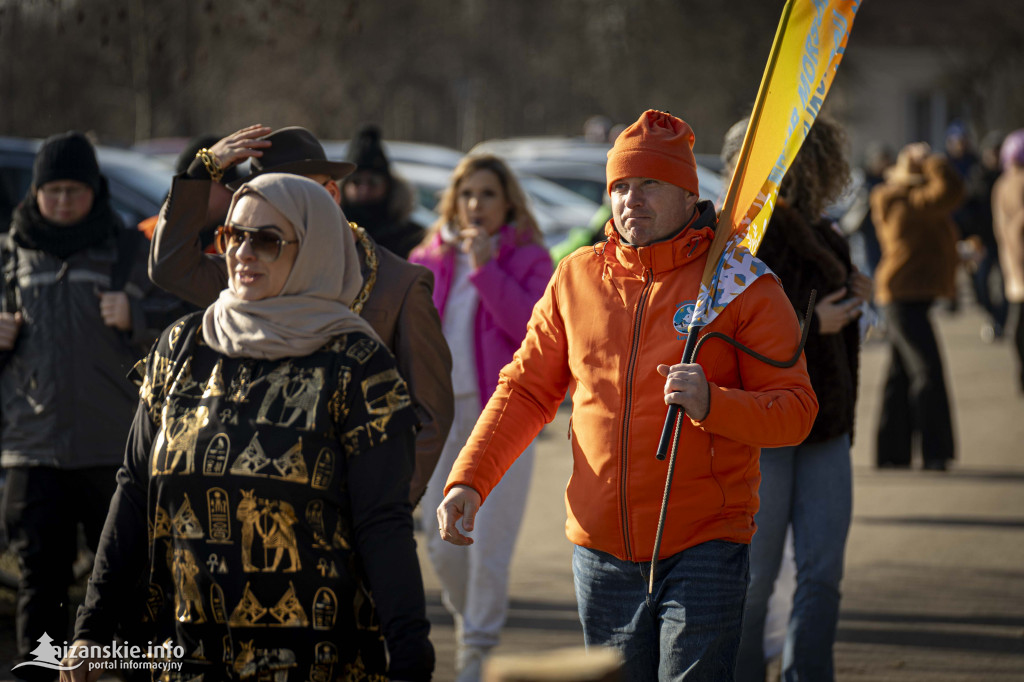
{"left": 13, "top": 632, "right": 185, "bottom": 674}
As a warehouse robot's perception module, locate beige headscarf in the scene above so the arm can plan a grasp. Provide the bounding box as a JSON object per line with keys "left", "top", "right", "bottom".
{"left": 202, "top": 173, "right": 379, "bottom": 360}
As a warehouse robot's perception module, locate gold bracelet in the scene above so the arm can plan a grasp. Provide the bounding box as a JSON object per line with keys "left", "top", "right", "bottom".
{"left": 195, "top": 148, "right": 224, "bottom": 183}
{"left": 349, "top": 222, "right": 378, "bottom": 315}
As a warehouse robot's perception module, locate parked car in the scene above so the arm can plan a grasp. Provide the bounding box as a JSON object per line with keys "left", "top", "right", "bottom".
{"left": 472, "top": 136, "right": 728, "bottom": 209}
{"left": 320, "top": 139, "right": 464, "bottom": 170}
{"left": 1, "top": 136, "right": 172, "bottom": 230}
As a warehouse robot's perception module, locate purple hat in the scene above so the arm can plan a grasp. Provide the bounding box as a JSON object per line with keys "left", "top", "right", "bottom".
{"left": 1000, "top": 129, "right": 1024, "bottom": 169}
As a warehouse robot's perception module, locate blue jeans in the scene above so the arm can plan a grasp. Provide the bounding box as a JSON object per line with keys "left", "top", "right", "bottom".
{"left": 572, "top": 540, "right": 749, "bottom": 681}
{"left": 735, "top": 434, "right": 853, "bottom": 682}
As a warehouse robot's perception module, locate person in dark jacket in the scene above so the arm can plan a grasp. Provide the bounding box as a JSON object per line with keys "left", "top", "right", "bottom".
{"left": 341, "top": 125, "right": 426, "bottom": 258}
{"left": 0, "top": 131, "right": 187, "bottom": 681}
{"left": 723, "top": 117, "right": 871, "bottom": 682}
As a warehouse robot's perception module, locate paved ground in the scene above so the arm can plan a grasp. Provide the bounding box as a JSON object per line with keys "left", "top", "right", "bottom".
{"left": 2, "top": 303, "right": 1022, "bottom": 680}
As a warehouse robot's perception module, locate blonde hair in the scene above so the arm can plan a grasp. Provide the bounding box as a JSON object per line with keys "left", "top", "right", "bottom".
{"left": 423, "top": 154, "right": 543, "bottom": 248}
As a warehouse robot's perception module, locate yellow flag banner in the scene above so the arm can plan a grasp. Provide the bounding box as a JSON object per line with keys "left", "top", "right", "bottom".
{"left": 690, "top": 0, "right": 860, "bottom": 330}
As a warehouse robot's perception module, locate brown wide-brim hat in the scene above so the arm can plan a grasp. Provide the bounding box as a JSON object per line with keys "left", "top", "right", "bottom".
{"left": 227, "top": 126, "right": 356, "bottom": 190}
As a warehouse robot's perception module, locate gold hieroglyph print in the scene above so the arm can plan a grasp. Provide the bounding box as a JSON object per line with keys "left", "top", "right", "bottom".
{"left": 237, "top": 490, "right": 260, "bottom": 572}
{"left": 256, "top": 362, "right": 293, "bottom": 420}
{"left": 237, "top": 492, "right": 301, "bottom": 573}
{"left": 310, "top": 448, "right": 335, "bottom": 490}
{"left": 210, "top": 583, "right": 227, "bottom": 623}
{"left": 346, "top": 337, "right": 377, "bottom": 365}
{"left": 271, "top": 438, "right": 309, "bottom": 484}
{"left": 269, "top": 582, "right": 309, "bottom": 627}
{"left": 227, "top": 362, "right": 257, "bottom": 403}
{"left": 206, "top": 554, "right": 228, "bottom": 574}
{"left": 167, "top": 319, "right": 185, "bottom": 353}
{"left": 341, "top": 653, "right": 388, "bottom": 682}
{"left": 140, "top": 353, "right": 171, "bottom": 414}
{"left": 207, "top": 488, "right": 231, "bottom": 544}
{"left": 154, "top": 404, "right": 211, "bottom": 476}
{"left": 328, "top": 366, "right": 353, "bottom": 426}
{"left": 363, "top": 368, "right": 412, "bottom": 416}
{"left": 341, "top": 368, "right": 411, "bottom": 458}
{"left": 202, "top": 433, "right": 231, "bottom": 476}
{"left": 258, "top": 364, "right": 324, "bottom": 431}
{"left": 202, "top": 358, "right": 226, "bottom": 399}
{"left": 315, "top": 559, "right": 340, "bottom": 579}
{"left": 150, "top": 504, "right": 172, "bottom": 543}
{"left": 190, "top": 641, "right": 206, "bottom": 661}
{"left": 222, "top": 635, "right": 233, "bottom": 663}
{"left": 306, "top": 500, "right": 329, "bottom": 549}
{"left": 172, "top": 494, "right": 205, "bottom": 539}
{"left": 309, "top": 641, "right": 337, "bottom": 682}
{"left": 312, "top": 588, "right": 338, "bottom": 630}
{"left": 230, "top": 433, "right": 271, "bottom": 477}
{"left": 233, "top": 641, "right": 297, "bottom": 681}
{"left": 229, "top": 583, "right": 268, "bottom": 626}
{"left": 171, "top": 547, "right": 206, "bottom": 623}
{"left": 171, "top": 357, "right": 202, "bottom": 398}
{"left": 228, "top": 583, "right": 308, "bottom": 628}
{"left": 260, "top": 499, "right": 302, "bottom": 572}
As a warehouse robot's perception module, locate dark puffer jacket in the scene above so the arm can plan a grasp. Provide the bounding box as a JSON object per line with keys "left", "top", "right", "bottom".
{"left": 1, "top": 222, "right": 187, "bottom": 469}
{"left": 756, "top": 202, "right": 861, "bottom": 444}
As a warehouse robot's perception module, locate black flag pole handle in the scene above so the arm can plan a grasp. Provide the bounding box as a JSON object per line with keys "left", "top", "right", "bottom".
{"left": 656, "top": 328, "right": 702, "bottom": 460}
{"left": 649, "top": 325, "right": 702, "bottom": 593}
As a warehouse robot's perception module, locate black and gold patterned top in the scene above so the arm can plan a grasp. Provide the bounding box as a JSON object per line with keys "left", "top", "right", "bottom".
{"left": 75, "top": 313, "right": 434, "bottom": 681}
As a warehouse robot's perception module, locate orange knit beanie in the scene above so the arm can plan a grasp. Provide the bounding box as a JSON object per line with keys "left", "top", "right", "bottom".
{"left": 606, "top": 110, "right": 700, "bottom": 196}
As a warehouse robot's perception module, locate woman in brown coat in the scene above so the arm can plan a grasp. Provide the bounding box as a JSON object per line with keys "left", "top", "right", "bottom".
{"left": 871, "top": 142, "right": 963, "bottom": 470}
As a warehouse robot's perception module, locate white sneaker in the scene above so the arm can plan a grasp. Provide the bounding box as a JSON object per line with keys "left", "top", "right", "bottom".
{"left": 455, "top": 645, "right": 491, "bottom": 682}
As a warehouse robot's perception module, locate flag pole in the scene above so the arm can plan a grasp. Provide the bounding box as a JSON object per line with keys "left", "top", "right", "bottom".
{"left": 649, "top": 0, "right": 798, "bottom": 591}
{"left": 655, "top": 0, "right": 795, "bottom": 461}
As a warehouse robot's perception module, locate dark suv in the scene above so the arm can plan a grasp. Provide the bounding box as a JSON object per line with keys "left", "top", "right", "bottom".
{"left": 0, "top": 136, "right": 172, "bottom": 230}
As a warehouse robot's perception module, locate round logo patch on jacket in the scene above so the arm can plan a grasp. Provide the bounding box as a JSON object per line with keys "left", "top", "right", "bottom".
{"left": 673, "top": 301, "right": 697, "bottom": 340}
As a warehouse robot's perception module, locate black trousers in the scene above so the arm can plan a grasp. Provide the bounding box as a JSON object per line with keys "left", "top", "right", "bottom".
{"left": 1, "top": 465, "right": 118, "bottom": 681}
{"left": 876, "top": 302, "right": 955, "bottom": 467}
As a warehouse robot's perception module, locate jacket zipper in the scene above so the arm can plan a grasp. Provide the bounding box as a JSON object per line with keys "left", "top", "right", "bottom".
{"left": 619, "top": 266, "right": 654, "bottom": 560}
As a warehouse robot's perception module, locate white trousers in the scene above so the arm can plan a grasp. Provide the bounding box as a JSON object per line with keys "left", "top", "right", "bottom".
{"left": 423, "top": 393, "right": 536, "bottom": 649}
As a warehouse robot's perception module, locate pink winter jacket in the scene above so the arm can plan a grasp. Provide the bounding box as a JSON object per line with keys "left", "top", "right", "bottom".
{"left": 410, "top": 225, "right": 553, "bottom": 409}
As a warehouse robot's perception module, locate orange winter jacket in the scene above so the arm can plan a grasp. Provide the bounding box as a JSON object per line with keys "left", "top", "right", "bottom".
{"left": 446, "top": 202, "right": 818, "bottom": 562}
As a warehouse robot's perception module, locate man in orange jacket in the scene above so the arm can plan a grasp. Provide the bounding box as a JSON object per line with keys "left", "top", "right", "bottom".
{"left": 437, "top": 110, "right": 818, "bottom": 681}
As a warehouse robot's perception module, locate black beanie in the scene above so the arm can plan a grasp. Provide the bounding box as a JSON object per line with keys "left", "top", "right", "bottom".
{"left": 33, "top": 131, "right": 102, "bottom": 192}
{"left": 346, "top": 125, "right": 390, "bottom": 176}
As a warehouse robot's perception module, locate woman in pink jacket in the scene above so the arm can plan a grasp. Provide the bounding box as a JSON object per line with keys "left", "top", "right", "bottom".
{"left": 410, "top": 154, "right": 552, "bottom": 681}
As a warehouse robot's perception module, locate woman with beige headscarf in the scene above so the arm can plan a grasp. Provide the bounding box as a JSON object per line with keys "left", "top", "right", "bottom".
{"left": 59, "top": 173, "right": 434, "bottom": 681}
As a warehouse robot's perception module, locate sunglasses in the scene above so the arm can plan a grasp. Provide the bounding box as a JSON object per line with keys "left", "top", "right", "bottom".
{"left": 215, "top": 224, "right": 298, "bottom": 263}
